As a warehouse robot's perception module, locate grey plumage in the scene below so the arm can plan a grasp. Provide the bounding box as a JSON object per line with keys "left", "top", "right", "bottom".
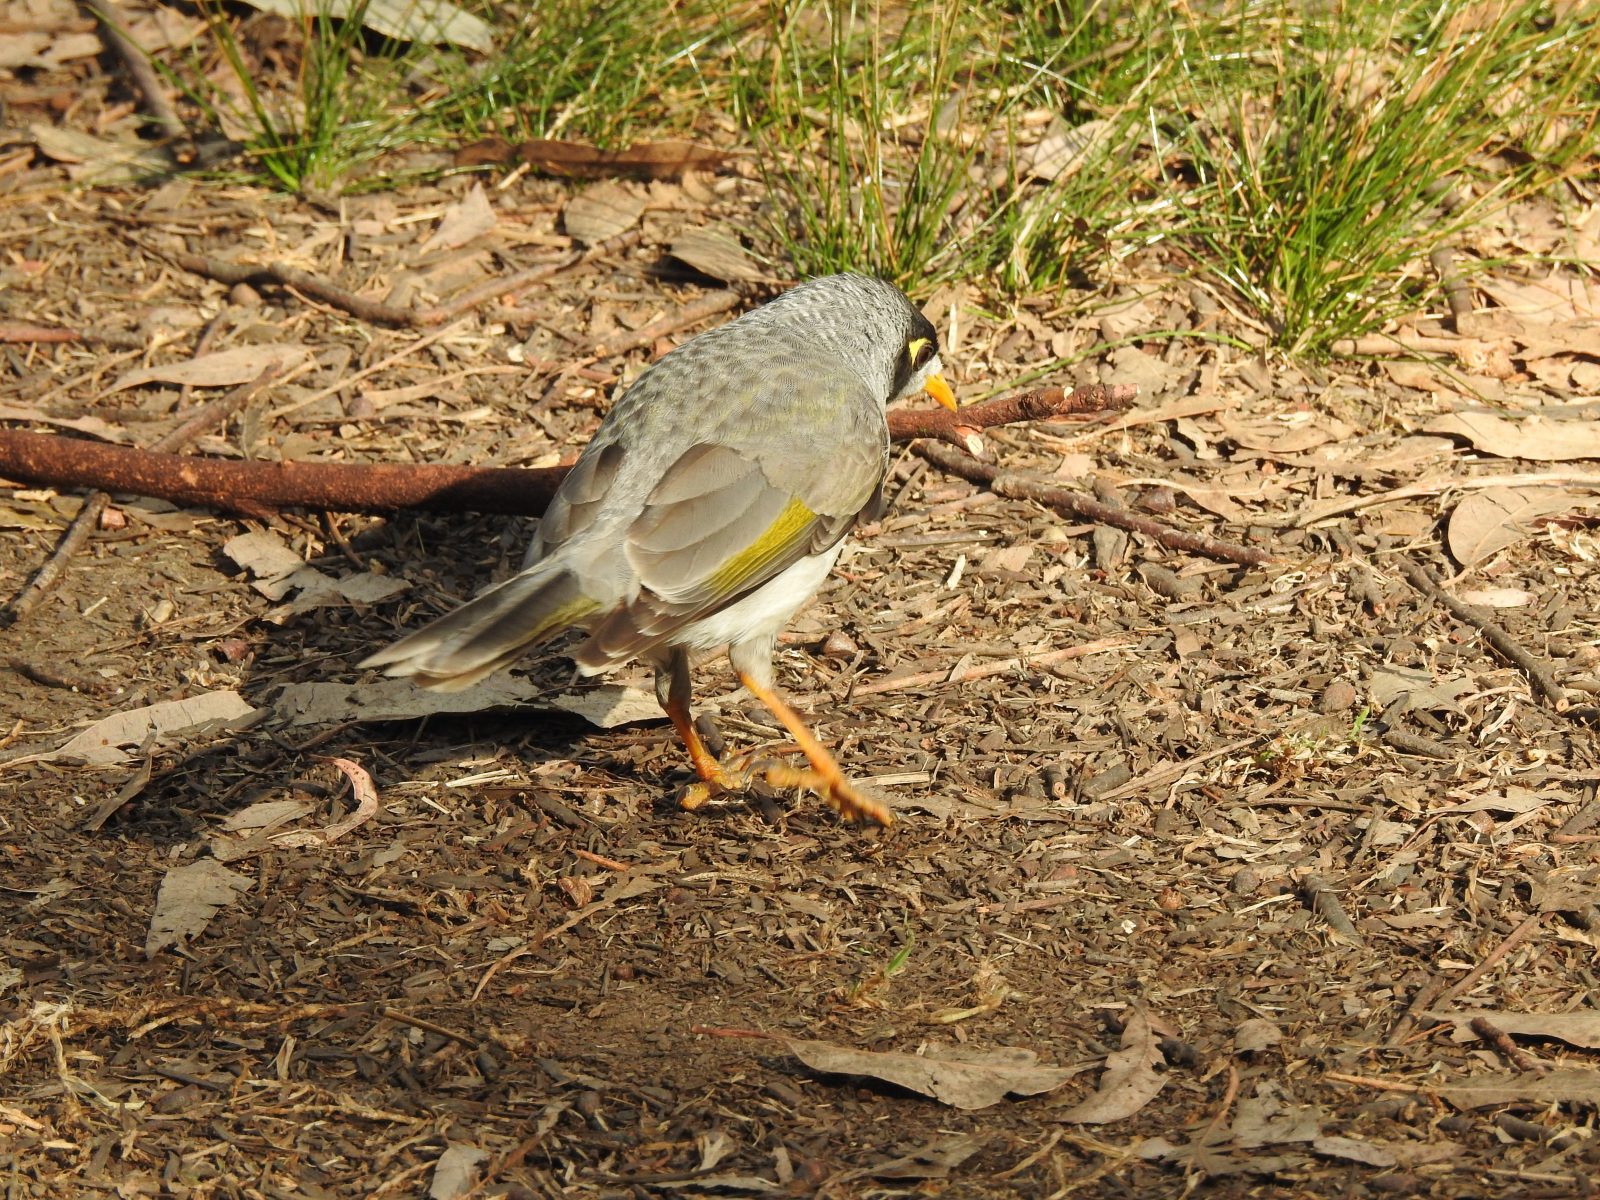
{"left": 362, "top": 274, "right": 951, "bottom": 824}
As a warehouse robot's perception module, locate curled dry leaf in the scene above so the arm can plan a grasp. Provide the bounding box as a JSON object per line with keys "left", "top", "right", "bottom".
{"left": 270, "top": 758, "right": 379, "bottom": 848}
{"left": 786, "top": 1039, "right": 1077, "bottom": 1111}
{"left": 145, "top": 858, "right": 252, "bottom": 957}
{"left": 1061, "top": 1007, "right": 1168, "bottom": 1124}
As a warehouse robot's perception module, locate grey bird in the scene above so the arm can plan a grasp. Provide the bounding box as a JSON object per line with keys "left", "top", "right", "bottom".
{"left": 362, "top": 274, "right": 954, "bottom": 825}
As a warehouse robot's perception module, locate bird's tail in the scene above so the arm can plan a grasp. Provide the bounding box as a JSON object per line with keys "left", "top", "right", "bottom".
{"left": 360, "top": 561, "right": 600, "bottom": 692}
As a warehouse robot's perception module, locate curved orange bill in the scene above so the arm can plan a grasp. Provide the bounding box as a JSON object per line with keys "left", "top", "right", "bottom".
{"left": 924, "top": 373, "right": 957, "bottom": 411}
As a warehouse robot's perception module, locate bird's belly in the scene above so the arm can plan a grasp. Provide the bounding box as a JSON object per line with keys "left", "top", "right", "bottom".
{"left": 672, "top": 544, "right": 846, "bottom": 651}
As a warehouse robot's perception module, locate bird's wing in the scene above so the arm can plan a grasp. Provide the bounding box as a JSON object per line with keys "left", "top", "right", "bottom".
{"left": 574, "top": 426, "right": 880, "bottom": 668}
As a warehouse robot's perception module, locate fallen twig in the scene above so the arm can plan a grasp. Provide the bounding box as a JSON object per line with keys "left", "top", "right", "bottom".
{"left": 894, "top": 382, "right": 1136, "bottom": 452}
{"left": 1397, "top": 559, "right": 1568, "bottom": 710}
{"left": 164, "top": 229, "right": 646, "bottom": 327}
{"left": 914, "top": 441, "right": 1277, "bottom": 566}
{"left": 1470, "top": 1016, "right": 1547, "bottom": 1075}
{"left": 1300, "top": 872, "right": 1363, "bottom": 943}
{"left": 1, "top": 382, "right": 1125, "bottom": 519}
{"left": 1, "top": 366, "right": 282, "bottom": 625}
{"left": 849, "top": 638, "right": 1130, "bottom": 699}
{"left": 1427, "top": 913, "right": 1545, "bottom": 1023}
{"left": 0, "top": 322, "right": 147, "bottom": 349}
{"left": 85, "top": 0, "right": 185, "bottom": 142}
{"left": 0, "top": 431, "right": 570, "bottom": 519}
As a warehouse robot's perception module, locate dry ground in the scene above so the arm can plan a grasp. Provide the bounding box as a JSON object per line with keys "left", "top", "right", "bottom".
{"left": 3, "top": 88, "right": 1600, "bottom": 1200}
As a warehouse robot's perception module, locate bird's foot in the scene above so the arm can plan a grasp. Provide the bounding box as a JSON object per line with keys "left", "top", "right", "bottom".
{"left": 677, "top": 753, "right": 758, "bottom": 812}
{"left": 765, "top": 762, "right": 893, "bottom": 827}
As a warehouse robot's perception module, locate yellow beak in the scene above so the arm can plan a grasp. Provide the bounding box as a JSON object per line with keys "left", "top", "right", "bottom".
{"left": 924, "top": 373, "right": 957, "bottom": 411}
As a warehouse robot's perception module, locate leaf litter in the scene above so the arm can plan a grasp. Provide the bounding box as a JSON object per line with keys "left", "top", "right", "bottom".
{"left": 3, "top": 34, "right": 1600, "bottom": 1197}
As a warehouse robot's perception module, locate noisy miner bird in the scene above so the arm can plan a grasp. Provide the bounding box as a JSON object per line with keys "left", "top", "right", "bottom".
{"left": 362, "top": 273, "right": 954, "bottom": 826}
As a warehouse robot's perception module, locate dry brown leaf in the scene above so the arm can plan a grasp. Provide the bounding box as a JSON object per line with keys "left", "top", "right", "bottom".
{"left": 1434, "top": 1068, "right": 1600, "bottom": 1109}
{"left": 1217, "top": 412, "right": 1356, "bottom": 454}
{"left": 30, "top": 123, "right": 172, "bottom": 185}
{"left": 1027, "top": 116, "right": 1119, "bottom": 182}
{"left": 563, "top": 181, "right": 646, "bottom": 244}
{"left": 1061, "top": 1007, "right": 1167, "bottom": 1123}
{"left": 110, "top": 345, "right": 312, "bottom": 393}
{"left": 238, "top": 0, "right": 492, "bottom": 50}
{"left": 459, "top": 137, "right": 726, "bottom": 179}
{"left": 1368, "top": 666, "right": 1472, "bottom": 718}
{"left": 1231, "top": 1086, "right": 1323, "bottom": 1148}
{"left": 275, "top": 676, "right": 662, "bottom": 730}
{"left": 1478, "top": 270, "right": 1600, "bottom": 321}
{"left": 0, "top": 404, "right": 131, "bottom": 443}
{"left": 1447, "top": 486, "right": 1585, "bottom": 566}
{"left": 867, "top": 1135, "right": 986, "bottom": 1180}
{"left": 1426, "top": 412, "right": 1600, "bottom": 462}
{"left": 428, "top": 1143, "right": 488, "bottom": 1200}
{"left": 1457, "top": 586, "right": 1536, "bottom": 607}
{"left": 1312, "top": 1136, "right": 1460, "bottom": 1168}
{"left": 669, "top": 228, "right": 763, "bottom": 283}
{"left": 1234, "top": 1019, "right": 1283, "bottom": 1055}
{"left": 28, "top": 690, "right": 258, "bottom": 766}
{"left": 786, "top": 1039, "right": 1076, "bottom": 1111}
{"left": 145, "top": 858, "right": 252, "bottom": 956}
{"left": 422, "top": 183, "right": 498, "bottom": 252}
{"left": 1424, "top": 1009, "right": 1600, "bottom": 1050}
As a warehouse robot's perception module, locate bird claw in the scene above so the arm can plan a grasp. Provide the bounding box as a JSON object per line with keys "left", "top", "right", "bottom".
{"left": 678, "top": 756, "right": 892, "bottom": 827}
{"left": 766, "top": 763, "right": 893, "bottom": 827}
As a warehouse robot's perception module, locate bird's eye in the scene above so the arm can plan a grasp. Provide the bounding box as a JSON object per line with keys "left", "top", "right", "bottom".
{"left": 906, "top": 337, "right": 934, "bottom": 368}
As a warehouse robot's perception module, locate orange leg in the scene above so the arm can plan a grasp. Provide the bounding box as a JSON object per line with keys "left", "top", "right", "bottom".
{"left": 660, "top": 660, "right": 751, "bottom": 810}
{"left": 737, "top": 672, "right": 893, "bottom": 827}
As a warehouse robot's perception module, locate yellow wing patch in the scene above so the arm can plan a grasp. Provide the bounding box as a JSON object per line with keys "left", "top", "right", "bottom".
{"left": 706, "top": 495, "right": 816, "bottom": 597}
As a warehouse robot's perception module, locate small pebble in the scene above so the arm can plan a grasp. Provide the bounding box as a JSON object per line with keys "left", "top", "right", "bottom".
{"left": 1231, "top": 867, "right": 1261, "bottom": 896}
{"left": 1320, "top": 679, "right": 1359, "bottom": 713}
{"left": 820, "top": 631, "right": 858, "bottom": 660}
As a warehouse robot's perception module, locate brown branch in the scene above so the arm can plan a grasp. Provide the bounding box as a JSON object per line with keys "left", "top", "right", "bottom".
{"left": 85, "top": 0, "right": 186, "bottom": 142}
{"left": 2, "top": 366, "right": 281, "bottom": 625}
{"left": 0, "top": 382, "right": 1131, "bottom": 520}
{"left": 1397, "top": 559, "right": 1569, "bottom": 710}
{"left": 0, "top": 322, "right": 147, "bottom": 349}
{"left": 889, "top": 383, "right": 1136, "bottom": 450}
{"left": 913, "top": 441, "right": 1277, "bottom": 567}
{"left": 0, "top": 430, "right": 568, "bottom": 519}
{"left": 163, "top": 230, "right": 646, "bottom": 328}
{"left": 1470, "top": 1016, "right": 1547, "bottom": 1075}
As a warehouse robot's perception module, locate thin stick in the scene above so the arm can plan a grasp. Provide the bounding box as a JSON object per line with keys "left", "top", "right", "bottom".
{"left": 84, "top": 0, "right": 185, "bottom": 141}
{"left": 850, "top": 638, "right": 1130, "bottom": 698}
{"left": 2, "top": 366, "right": 281, "bottom": 625}
{"left": 1470, "top": 1016, "right": 1547, "bottom": 1075}
{"left": 1398, "top": 559, "right": 1568, "bottom": 710}
{"left": 915, "top": 441, "right": 1276, "bottom": 567}
{"left": 1434, "top": 912, "right": 1543, "bottom": 1009}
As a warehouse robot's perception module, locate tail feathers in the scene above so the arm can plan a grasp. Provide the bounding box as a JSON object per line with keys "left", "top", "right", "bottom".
{"left": 360, "top": 564, "right": 600, "bottom": 692}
